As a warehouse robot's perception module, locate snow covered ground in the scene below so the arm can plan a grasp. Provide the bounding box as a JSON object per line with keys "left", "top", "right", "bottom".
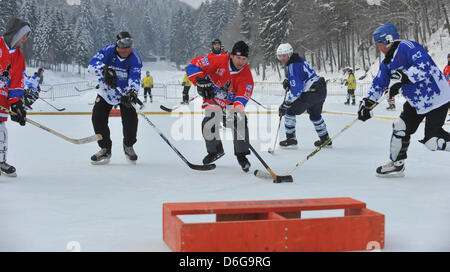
{"left": 0, "top": 61, "right": 449, "bottom": 252}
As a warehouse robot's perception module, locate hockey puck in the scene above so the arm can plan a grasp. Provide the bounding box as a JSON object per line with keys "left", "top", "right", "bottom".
{"left": 253, "top": 170, "right": 272, "bottom": 180}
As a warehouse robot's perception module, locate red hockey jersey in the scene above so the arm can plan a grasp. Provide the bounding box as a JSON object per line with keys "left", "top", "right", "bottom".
{"left": 207, "top": 51, "right": 227, "bottom": 59}
{"left": 0, "top": 37, "right": 26, "bottom": 122}
{"left": 444, "top": 65, "right": 450, "bottom": 85}
{"left": 186, "top": 54, "right": 254, "bottom": 111}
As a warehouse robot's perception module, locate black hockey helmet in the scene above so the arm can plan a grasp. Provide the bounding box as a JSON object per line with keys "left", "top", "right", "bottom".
{"left": 212, "top": 39, "right": 222, "bottom": 46}
{"left": 116, "top": 32, "right": 134, "bottom": 48}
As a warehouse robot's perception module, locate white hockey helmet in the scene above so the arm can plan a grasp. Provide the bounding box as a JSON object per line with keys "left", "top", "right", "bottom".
{"left": 276, "top": 43, "right": 293, "bottom": 60}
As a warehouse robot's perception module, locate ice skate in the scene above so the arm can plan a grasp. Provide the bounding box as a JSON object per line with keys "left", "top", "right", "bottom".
{"left": 91, "top": 148, "right": 112, "bottom": 165}
{"left": 0, "top": 162, "right": 17, "bottom": 177}
{"left": 376, "top": 160, "right": 405, "bottom": 178}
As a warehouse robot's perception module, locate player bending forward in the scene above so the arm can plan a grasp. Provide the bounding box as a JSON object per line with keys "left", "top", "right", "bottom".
{"left": 186, "top": 41, "right": 254, "bottom": 172}
{"left": 358, "top": 23, "right": 450, "bottom": 177}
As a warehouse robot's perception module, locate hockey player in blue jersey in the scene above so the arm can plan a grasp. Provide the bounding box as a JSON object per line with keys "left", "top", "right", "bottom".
{"left": 88, "top": 31, "right": 143, "bottom": 165}
{"left": 358, "top": 23, "right": 450, "bottom": 177}
{"left": 276, "top": 43, "right": 331, "bottom": 149}
{"left": 23, "top": 68, "right": 44, "bottom": 110}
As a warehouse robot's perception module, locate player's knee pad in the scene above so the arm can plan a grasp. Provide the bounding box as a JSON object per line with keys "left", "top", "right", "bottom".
{"left": 390, "top": 118, "right": 409, "bottom": 161}
{"left": 423, "top": 137, "right": 450, "bottom": 151}
{"left": 393, "top": 118, "right": 406, "bottom": 137}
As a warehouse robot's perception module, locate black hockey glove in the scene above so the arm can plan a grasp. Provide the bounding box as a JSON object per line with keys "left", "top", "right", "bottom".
{"left": 391, "top": 69, "right": 411, "bottom": 84}
{"left": 358, "top": 98, "right": 376, "bottom": 122}
{"left": 102, "top": 66, "right": 118, "bottom": 89}
{"left": 282, "top": 79, "right": 290, "bottom": 91}
{"left": 120, "top": 89, "right": 138, "bottom": 108}
{"left": 24, "top": 89, "right": 32, "bottom": 99}
{"left": 10, "top": 100, "right": 27, "bottom": 126}
{"left": 279, "top": 101, "right": 292, "bottom": 117}
{"left": 0, "top": 64, "right": 11, "bottom": 86}
{"left": 389, "top": 83, "right": 402, "bottom": 99}
{"left": 196, "top": 77, "right": 215, "bottom": 100}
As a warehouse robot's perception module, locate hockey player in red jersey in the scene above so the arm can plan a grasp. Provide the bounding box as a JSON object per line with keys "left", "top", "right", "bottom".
{"left": 0, "top": 18, "right": 31, "bottom": 177}
{"left": 207, "top": 39, "right": 227, "bottom": 58}
{"left": 187, "top": 41, "right": 254, "bottom": 172}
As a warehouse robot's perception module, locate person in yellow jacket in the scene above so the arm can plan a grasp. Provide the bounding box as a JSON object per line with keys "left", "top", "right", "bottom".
{"left": 181, "top": 67, "right": 192, "bottom": 104}
{"left": 344, "top": 69, "right": 356, "bottom": 105}
{"left": 141, "top": 71, "right": 153, "bottom": 103}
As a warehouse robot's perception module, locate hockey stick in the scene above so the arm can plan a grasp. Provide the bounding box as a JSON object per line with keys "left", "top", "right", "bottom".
{"left": 254, "top": 90, "right": 389, "bottom": 181}
{"left": 268, "top": 116, "right": 283, "bottom": 155}
{"left": 249, "top": 98, "right": 271, "bottom": 110}
{"left": 160, "top": 96, "right": 200, "bottom": 112}
{"left": 205, "top": 79, "right": 293, "bottom": 183}
{"left": 0, "top": 106, "right": 102, "bottom": 145}
{"left": 119, "top": 89, "right": 216, "bottom": 171}
{"left": 268, "top": 89, "right": 289, "bottom": 155}
{"left": 38, "top": 97, "right": 66, "bottom": 111}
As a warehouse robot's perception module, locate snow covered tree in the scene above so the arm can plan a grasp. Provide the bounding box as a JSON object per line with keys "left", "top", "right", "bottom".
{"left": 99, "top": 3, "right": 116, "bottom": 46}
{"left": 169, "top": 9, "right": 187, "bottom": 67}
{"left": 32, "top": 6, "right": 52, "bottom": 67}
{"left": 74, "top": 0, "right": 95, "bottom": 70}
{"left": 239, "top": 0, "right": 252, "bottom": 41}
{"left": 0, "top": 0, "right": 19, "bottom": 33}
{"left": 259, "top": 0, "right": 293, "bottom": 65}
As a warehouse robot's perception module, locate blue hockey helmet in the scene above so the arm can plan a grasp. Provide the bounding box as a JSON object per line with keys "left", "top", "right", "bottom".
{"left": 373, "top": 23, "right": 399, "bottom": 45}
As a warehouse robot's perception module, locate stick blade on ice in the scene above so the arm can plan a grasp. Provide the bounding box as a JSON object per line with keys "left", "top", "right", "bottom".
{"left": 254, "top": 170, "right": 294, "bottom": 183}
{"left": 160, "top": 105, "right": 173, "bottom": 112}
{"left": 189, "top": 163, "right": 216, "bottom": 171}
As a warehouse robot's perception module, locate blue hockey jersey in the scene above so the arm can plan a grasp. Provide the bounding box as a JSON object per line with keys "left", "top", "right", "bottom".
{"left": 88, "top": 44, "right": 142, "bottom": 105}
{"left": 285, "top": 53, "right": 321, "bottom": 103}
{"left": 367, "top": 40, "right": 450, "bottom": 114}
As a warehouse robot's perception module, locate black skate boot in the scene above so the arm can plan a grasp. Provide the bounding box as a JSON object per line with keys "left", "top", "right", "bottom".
{"left": 352, "top": 99, "right": 356, "bottom": 105}
{"left": 314, "top": 138, "right": 333, "bottom": 148}
{"left": 202, "top": 150, "right": 225, "bottom": 165}
{"left": 344, "top": 99, "right": 350, "bottom": 105}
{"left": 280, "top": 138, "right": 298, "bottom": 149}
{"left": 236, "top": 154, "right": 251, "bottom": 173}
{"left": 0, "top": 162, "right": 17, "bottom": 177}
{"left": 376, "top": 160, "right": 405, "bottom": 178}
{"left": 91, "top": 148, "right": 112, "bottom": 165}
{"left": 386, "top": 104, "right": 396, "bottom": 111}
{"left": 124, "top": 144, "right": 138, "bottom": 163}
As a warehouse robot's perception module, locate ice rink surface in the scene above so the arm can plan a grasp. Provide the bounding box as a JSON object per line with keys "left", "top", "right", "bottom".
{"left": 0, "top": 87, "right": 449, "bottom": 252}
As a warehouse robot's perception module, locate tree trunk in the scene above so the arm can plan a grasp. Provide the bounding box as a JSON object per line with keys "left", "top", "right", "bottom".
{"left": 352, "top": 28, "right": 355, "bottom": 73}
{"left": 336, "top": 36, "right": 341, "bottom": 70}
{"left": 422, "top": 0, "right": 432, "bottom": 37}
{"left": 438, "top": 0, "right": 450, "bottom": 36}
{"left": 262, "top": 63, "right": 266, "bottom": 81}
